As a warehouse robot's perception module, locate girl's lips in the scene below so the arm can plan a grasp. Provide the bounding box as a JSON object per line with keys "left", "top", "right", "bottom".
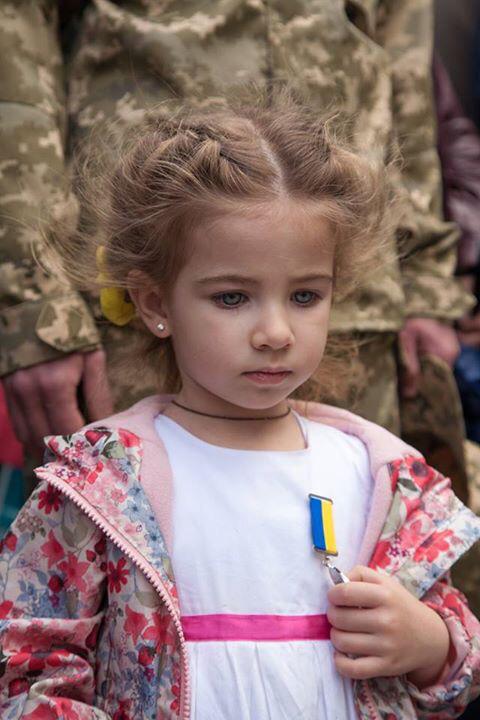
{"left": 243, "top": 370, "right": 292, "bottom": 385}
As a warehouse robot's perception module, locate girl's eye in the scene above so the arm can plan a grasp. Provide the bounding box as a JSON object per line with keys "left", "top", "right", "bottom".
{"left": 292, "top": 290, "right": 319, "bottom": 305}
{"left": 213, "top": 292, "right": 247, "bottom": 307}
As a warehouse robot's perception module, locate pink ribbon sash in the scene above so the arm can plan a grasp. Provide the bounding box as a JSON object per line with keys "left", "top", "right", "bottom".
{"left": 181, "top": 613, "right": 331, "bottom": 642}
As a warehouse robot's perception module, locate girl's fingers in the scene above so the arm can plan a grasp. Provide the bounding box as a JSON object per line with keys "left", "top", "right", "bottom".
{"left": 330, "top": 629, "right": 383, "bottom": 657}
{"left": 347, "top": 566, "right": 384, "bottom": 583}
{"left": 328, "top": 579, "right": 387, "bottom": 609}
{"left": 327, "top": 606, "right": 385, "bottom": 634}
{"left": 334, "top": 652, "right": 385, "bottom": 681}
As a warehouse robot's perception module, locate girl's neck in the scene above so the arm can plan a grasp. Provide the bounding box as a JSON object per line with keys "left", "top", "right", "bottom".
{"left": 162, "top": 400, "right": 306, "bottom": 451}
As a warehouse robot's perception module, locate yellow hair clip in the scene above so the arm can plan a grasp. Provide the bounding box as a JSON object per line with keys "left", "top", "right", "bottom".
{"left": 96, "top": 246, "right": 136, "bottom": 326}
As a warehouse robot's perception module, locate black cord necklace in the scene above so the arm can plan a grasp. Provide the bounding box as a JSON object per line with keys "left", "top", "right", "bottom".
{"left": 171, "top": 399, "right": 291, "bottom": 421}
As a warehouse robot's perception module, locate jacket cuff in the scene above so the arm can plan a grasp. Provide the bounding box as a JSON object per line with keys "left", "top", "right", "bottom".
{"left": 406, "top": 601, "right": 479, "bottom": 714}
{"left": 0, "top": 294, "right": 101, "bottom": 376}
{"left": 403, "top": 273, "right": 475, "bottom": 321}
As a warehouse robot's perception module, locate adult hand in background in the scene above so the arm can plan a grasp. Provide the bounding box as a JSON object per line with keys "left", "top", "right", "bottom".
{"left": 456, "top": 275, "right": 480, "bottom": 347}
{"left": 3, "top": 349, "right": 114, "bottom": 458}
{"left": 457, "top": 312, "right": 480, "bottom": 347}
{"left": 399, "top": 317, "right": 461, "bottom": 398}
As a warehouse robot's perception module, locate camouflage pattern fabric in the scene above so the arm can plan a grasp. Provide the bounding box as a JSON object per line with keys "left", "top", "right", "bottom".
{"left": 0, "top": 0, "right": 473, "bottom": 379}
{"left": 454, "top": 440, "right": 480, "bottom": 619}
{"left": 100, "top": 317, "right": 159, "bottom": 411}
{"left": 399, "top": 354, "right": 469, "bottom": 503}
{"left": 321, "top": 332, "right": 401, "bottom": 435}
{"left": 0, "top": 2, "right": 101, "bottom": 374}
{"left": 321, "top": 336, "right": 470, "bottom": 506}
{"left": 452, "top": 541, "right": 480, "bottom": 621}
{"left": 466, "top": 440, "right": 480, "bottom": 515}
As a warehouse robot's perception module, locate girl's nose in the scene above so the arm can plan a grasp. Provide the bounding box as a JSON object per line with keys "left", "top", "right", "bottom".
{"left": 251, "top": 310, "right": 294, "bottom": 351}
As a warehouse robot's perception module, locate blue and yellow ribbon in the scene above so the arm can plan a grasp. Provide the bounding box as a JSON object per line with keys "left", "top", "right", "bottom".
{"left": 309, "top": 494, "right": 338, "bottom": 557}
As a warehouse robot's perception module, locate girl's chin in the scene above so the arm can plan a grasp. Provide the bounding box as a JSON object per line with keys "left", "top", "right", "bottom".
{"left": 217, "top": 394, "right": 292, "bottom": 416}
{"left": 180, "top": 380, "right": 299, "bottom": 414}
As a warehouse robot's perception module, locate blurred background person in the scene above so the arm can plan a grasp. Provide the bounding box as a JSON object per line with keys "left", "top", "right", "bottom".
{"left": 434, "top": 54, "right": 480, "bottom": 450}
{"left": 0, "top": 0, "right": 470, "bottom": 480}
{"left": 435, "top": 0, "right": 480, "bottom": 128}
{"left": 433, "top": 2, "right": 480, "bottom": 657}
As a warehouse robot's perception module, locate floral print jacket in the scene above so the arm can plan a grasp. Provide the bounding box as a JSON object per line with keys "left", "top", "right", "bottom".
{"left": 0, "top": 396, "right": 480, "bottom": 720}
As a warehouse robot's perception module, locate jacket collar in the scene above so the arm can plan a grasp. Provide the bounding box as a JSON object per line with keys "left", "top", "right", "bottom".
{"left": 99, "top": 395, "right": 420, "bottom": 566}
{"left": 45, "top": 395, "right": 460, "bottom": 611}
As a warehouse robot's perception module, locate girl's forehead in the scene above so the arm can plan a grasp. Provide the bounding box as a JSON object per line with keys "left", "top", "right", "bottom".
{"left": 185, "top": 200, "right": 335, "bottom": 271}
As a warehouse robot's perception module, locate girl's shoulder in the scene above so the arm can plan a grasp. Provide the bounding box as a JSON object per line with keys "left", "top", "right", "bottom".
{"left": 33, "top": 399, "right": 176, "bottom": 581}
{"left": 33, "top": 424, "right": 146, "bottom": 542}
{"left": 36, "top": 394, "right": 170, "bottom": 488}
{"left": 32, "top": 398, "right": 166, "bottom": 518}
{"left": 296, "top": 401, "right": 480, "bottom": 591}
{"left": 37, "top": 424, "right": 143, "bottom": 488}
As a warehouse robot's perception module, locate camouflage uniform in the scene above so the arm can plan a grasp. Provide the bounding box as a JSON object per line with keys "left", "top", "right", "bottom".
{"left": 0, "top": 3, "right": 474, "bottom": 476}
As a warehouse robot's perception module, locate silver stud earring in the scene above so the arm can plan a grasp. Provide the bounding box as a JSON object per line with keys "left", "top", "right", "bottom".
{"left": 157, "top": 322, "right": 165, "bottom": 332}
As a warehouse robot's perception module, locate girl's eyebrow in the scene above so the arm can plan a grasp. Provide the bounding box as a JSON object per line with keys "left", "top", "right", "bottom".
{"left": 194, "top": 274, "right": 258, "bottom": 286}
{"left": 293, "top": 273, "right": 333, "bottom": 283}
{"left": 195, "top": 273, "right": 333, "bottom": 286}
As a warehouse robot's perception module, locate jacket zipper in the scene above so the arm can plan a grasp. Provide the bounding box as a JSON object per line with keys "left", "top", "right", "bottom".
{"left": 46, "top": 477, "right": 191, "bottom": 719}
{"left": 361, "top": 679, "right": 381, "bottom": 720}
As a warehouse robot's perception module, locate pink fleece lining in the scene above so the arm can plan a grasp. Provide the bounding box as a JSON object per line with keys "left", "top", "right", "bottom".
{"left": 181, "top": 613, "right": 331, "bottom": 642}
{"left": 95, "top": 396, "right": 176, "bottom": 552}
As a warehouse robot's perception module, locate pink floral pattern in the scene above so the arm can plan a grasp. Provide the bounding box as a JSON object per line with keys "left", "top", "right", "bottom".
{"left": 40, "top": 530, "right": 66, "bottom": 569}
{"left": 37, "top": 484, "right": 62, "bottom": 514}
{"left": 107, "top": 557, "right": 129, "bottom": 593}
{"left": 0, "top": 419, "right": 479, "bottom": 719}
{"left": 1, "top": 427, "right": 182, "bottom": 720}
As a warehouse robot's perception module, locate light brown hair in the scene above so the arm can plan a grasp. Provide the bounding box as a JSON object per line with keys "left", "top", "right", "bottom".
{"left": 53, "top": 97, "right": 396, "bottom": 399}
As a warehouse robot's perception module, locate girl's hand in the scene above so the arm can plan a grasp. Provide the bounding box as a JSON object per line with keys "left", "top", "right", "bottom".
{"left": 327, "top": 565, "right": 451, "bottom": 688}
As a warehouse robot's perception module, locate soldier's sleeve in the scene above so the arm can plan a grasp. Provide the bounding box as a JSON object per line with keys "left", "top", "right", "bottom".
{"left": 0, "top": 1, "right": 101, "bottom": 377}
{"left": 376, "top": 0, "right": 474, "bottom": 321}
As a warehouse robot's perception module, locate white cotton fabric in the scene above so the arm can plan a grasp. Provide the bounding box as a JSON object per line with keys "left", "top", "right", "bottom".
{"left": 154, "top": 412, "right": 373, "bottom": 720}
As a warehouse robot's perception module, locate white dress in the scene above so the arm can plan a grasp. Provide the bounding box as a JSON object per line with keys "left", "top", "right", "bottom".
{"left": 154, "top": 412, "right": 373, "bottom": 720}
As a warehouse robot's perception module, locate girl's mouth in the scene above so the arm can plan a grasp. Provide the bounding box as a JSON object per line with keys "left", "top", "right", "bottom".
{"left": 243, "top": 370, "right": 292, "bottom": 385}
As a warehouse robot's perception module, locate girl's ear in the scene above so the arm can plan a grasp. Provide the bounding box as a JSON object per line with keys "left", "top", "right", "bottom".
{"left": 127, "top": 270, "right": 171, "bottom": 338}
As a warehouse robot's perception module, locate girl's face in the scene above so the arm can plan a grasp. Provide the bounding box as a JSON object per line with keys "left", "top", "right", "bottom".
{"left": 143, "top": 199, "right": 335, "bottom": 414}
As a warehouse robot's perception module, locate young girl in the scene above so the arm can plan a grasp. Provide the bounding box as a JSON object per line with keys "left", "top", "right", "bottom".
{"left": 1, "top": 102, "right": 479, "bottom": 720}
